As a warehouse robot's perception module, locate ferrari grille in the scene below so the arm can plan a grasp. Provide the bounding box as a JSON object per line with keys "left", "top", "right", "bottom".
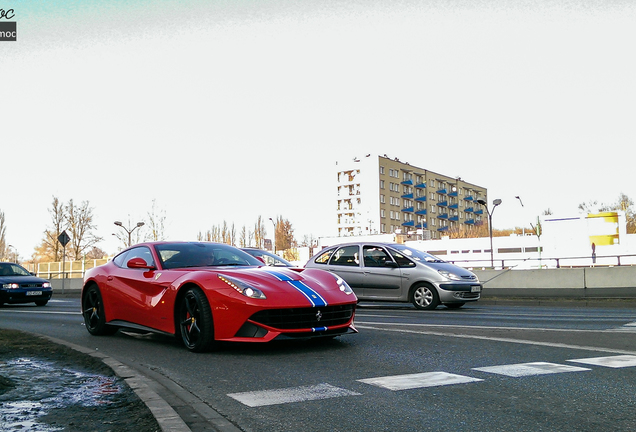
{"left": 249, "top": 305, "right": 355, "bottom": 330}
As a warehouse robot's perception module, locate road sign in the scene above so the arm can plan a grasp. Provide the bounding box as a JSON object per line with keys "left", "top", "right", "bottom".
{"left": 57, "top": 230, "right": 70, "bottom": 247}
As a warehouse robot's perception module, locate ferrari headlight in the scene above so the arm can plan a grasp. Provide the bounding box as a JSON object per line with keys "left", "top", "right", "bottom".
{"left": 218, "top": 275, "right": 266, "bottom": 299}
{"left": 2, "top": 283, "right": 19, "bottom": 289}
{"left": 438, "top": 270, "right": 463, "bottom": 281}
{"left": 335, "top": 275, "right": 354, "bottom": 295}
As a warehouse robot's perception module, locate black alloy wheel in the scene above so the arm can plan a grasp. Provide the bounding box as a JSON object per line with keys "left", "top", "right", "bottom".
{"left": 82, "top": 284, "right": 118, "bottom": 335}
{"left": 410, "top": 284, "right": 440, "bottom": 310}
{"left": 178, "top": 287, "right": 215, "bottom": 352}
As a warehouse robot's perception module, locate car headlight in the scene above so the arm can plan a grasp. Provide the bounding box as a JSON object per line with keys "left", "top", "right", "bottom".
{"left": 2, "top": 283, "right": 19, "bottom": 289}
{"left": 334, "top": 275, "right": 354, "bottom": 295}
{"left": 438, "top": 270, "right": 463, "bottom": 281}
{"left": 218, "top": 275, "right": 266, "bottom": 299}
{"left": 42, "top": 282, "right": 51, "bottom": 288}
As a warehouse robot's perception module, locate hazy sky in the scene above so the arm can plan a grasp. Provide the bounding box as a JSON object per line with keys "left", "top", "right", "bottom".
{"left": 2, "top": 0, "right": 635, "bottom": 258}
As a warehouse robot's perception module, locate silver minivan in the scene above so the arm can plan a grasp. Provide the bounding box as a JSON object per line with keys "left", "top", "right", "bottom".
{"left": 305, "top": 242, "right": 482, "bottom": 310}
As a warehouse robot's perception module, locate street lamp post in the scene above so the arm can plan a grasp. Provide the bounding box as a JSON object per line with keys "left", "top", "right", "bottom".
{"left": 476, "top": 198, "right": 502, "bottom": 268}
{"left": 114, "top": 221, "right": 145, "bottom": 247}
{"left": 269, "top": 217, "right": 276, "bottom": 254}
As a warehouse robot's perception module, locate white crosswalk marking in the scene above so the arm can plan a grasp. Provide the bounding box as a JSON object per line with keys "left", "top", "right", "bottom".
{"left": 358, "top": 372, "right": 482, "bottom": 390}
{"left": 568, "top": 355, "right": 636, "bottom": 368}
{"left": 473, "top": 362, "right": 590, "bottom": 377}
{"left": 227, "top": 383, "right": 361, "bottom": 407}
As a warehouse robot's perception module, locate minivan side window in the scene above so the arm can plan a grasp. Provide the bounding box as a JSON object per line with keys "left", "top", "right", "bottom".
{"left": 313, "top": 249, "right": 334, "bottom": 264}
{"left": 388, "top": 249, "right": 416, "bottom": 268}
{"left": 329, "top": 246, "right": 360, "bottom": 267}
{"left": 363, "top": 246, "right": 392, "bottom": 267}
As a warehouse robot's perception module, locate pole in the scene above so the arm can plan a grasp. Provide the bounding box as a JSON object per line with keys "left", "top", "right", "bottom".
{"left": 61, "top": 245, "right": 66, "bottom": 295}
{"left": 488, "top": 213, "right": 494, "bottom": 268}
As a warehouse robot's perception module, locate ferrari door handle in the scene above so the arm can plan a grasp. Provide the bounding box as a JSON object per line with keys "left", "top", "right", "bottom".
{"left": 107, "top": 276, "right": 113, "bottom": 281}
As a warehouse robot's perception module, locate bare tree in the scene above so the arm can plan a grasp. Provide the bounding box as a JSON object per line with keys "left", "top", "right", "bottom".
{"left": 66, "top": 199, "right": 103, "bottom": 260}
{"left": 254, "top": 216, "right": 266, "bottom": 249}
{"left": 145, "top": 199, "right": 167, "bottom": 241}
{"left": 35, "top": 196, "right": 66, "bottom": 262}
{"left": 239, "top": 225, "right": 248, "bottom": 247}
{"left": 274, "top": 216, "right": 295, "bottom": 251}
{"left": 0, "top": 210, "right": 7, "bottom": 260}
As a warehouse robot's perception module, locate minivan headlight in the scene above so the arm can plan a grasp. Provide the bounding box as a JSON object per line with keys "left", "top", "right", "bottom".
{"left": 438, "top": 270, "right": 463, "bottom": 281}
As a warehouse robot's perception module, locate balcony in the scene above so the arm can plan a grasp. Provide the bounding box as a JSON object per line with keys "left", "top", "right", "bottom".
{"left": 464, "top": 219, "right": 475, "bottom": 225}
{"left": 449, "top": 203, "right": 459, "bottom": 209}
{"left": 415, "top": 196, "right": 427, "bottom": 202}
{"left": 437, "top": 226, "right": 449, "bottom": 232}
{"left": 436, "top": 188, "right": 447, "bottom": 195}
{"left": 438, "top": 201, "right": 448, "bottom": 207}
{"left": 474, "top": 209, "right": 484, "bottom": 215}
{"left": 465, "top": 207, "right": 474, "bottom": 213}
{"left": 464, "top": 196, "right": 474, "bottom": 201}
{"left": 449, "top": 215, "right": 459, "bottom": 222}
{"left": 401, "top": 207, "right": 414, "bottom": 213}
{"left": 415, "top": 183, "right": 426, "bottom": 189}
{"left": 449, "top": 190, "right": 458, "bottom": 197}
{"left": 437, "top": 213, "right": 449, "bottom": 219}
{"left": 401, "top": 220, "right": 415, "bottom": 227}
{"left": 401, "top": 193, "right": 414, "bottom": 199}
{"left": 401, "top": 180, "right": 414, "bottom": 186}
{"left": 415, "top": 209, "right": 427, "bottom": 215}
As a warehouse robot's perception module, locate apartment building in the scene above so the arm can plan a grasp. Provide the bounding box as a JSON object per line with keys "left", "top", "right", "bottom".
{"left": 335, "top": 154, "right": 488, "bottom": 240}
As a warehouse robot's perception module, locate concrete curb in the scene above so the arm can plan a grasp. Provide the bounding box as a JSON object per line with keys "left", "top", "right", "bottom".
{"left": 42, "top": 335, "right": 191, "bottom": 432}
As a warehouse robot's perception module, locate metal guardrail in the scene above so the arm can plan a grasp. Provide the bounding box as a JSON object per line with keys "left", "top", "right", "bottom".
{"left": 27, "top": 259, "right": 109, "bottom": 280}
{"left": 447, "top": 254, "right": 636, "bottom": 270}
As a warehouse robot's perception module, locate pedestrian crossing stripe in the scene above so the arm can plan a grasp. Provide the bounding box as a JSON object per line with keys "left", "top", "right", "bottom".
{"left": 568, "top": 354, "right": 636, "bottom": 368}
{"left": 473, "top": 362, "right": 590, "bottom": 377}
{"left": 227, "top": 383, "right": 361, "bottom": 407}
{"left": 358, "top": 372, "right": 482, "bottom": 390}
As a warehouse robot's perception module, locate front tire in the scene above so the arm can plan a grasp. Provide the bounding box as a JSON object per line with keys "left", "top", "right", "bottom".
{"left": 177, "top": 287, "right": 215, "bottom": 352}
{"left": 410, "top": 284, "right": 439, "bottom": 310}
{"left": 82, "top": 284, "right": 118, "bottom": 335}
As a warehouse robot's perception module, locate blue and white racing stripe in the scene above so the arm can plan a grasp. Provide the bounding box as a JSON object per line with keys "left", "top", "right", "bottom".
{"left": 262, "top": 269, "right": 328, "bottom": 307}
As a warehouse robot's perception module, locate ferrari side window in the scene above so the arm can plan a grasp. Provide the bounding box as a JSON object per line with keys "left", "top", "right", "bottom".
{"left": 124, "top": 247, "right": 155, "bottom": 268}
{"left": 113, "top": 251, "right": 130, "bottom": 268}
{"left": 329, "top": 246, "right": 360, "bottom": 267}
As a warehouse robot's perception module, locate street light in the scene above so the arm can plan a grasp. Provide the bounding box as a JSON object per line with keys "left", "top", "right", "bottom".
{"left": 269, "top": 217, "right": 276, "bottom": 254}
{"left": 114, "top": 220, "right": 145, "bottom": 247}
{"left": 476, "top": 198, "right": 502, "bottom": 268}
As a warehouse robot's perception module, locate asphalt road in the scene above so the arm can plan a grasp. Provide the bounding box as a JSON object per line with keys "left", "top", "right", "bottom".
{"left": 2, "top": 299, "right": 636, "bottom": 431}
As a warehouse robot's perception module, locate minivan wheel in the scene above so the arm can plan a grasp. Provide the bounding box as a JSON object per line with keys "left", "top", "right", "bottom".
{"left": 410, "top": 284, "right": 439, "bottom": 310}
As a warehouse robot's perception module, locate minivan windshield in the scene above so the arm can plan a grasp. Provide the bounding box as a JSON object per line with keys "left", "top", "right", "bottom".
{"left": 389, "top": 244, "right": 446, "bottom": 263}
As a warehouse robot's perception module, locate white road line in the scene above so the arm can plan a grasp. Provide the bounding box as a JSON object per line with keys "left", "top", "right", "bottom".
{"left": 568, "top": 355, "right": 636, "bottom": 368}
{"left": 355, "top": 323, "right": 636, "bottom": 356}
{"left": 355, "top": 320, "right": 636, "bottom": 334}
{"left": 358, "top": 372, "right": 482, "bottom": 390}
{"left": 473, "top": 362, "right": 590, "bottom": 377}
{"left": 227, "top": 383, "right": 361, "bottom": 407}
{"left": 0, "top": 309, "right": 80, "bottom": 315}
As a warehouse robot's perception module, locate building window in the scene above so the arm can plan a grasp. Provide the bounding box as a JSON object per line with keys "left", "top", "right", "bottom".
{"left": 380, "top": 194, "right": 385, "bottom": 204}
{"left": 380, "top": 166, "right": 385, "bottom": 175}
{"left": 380, "top": 180, "right": 385, "bottom": 189}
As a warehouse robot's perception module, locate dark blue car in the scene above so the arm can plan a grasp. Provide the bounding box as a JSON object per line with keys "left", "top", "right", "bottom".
{"left": 0, "top": 262, "right": 52, "bottom": 306}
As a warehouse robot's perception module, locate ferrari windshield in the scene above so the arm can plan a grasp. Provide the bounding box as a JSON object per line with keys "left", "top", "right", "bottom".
{"left": 388, "top": 244, "right": 446, "bottom": 263}
{"left": 155, "top": 242, "right": 263, "bottom": 269}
